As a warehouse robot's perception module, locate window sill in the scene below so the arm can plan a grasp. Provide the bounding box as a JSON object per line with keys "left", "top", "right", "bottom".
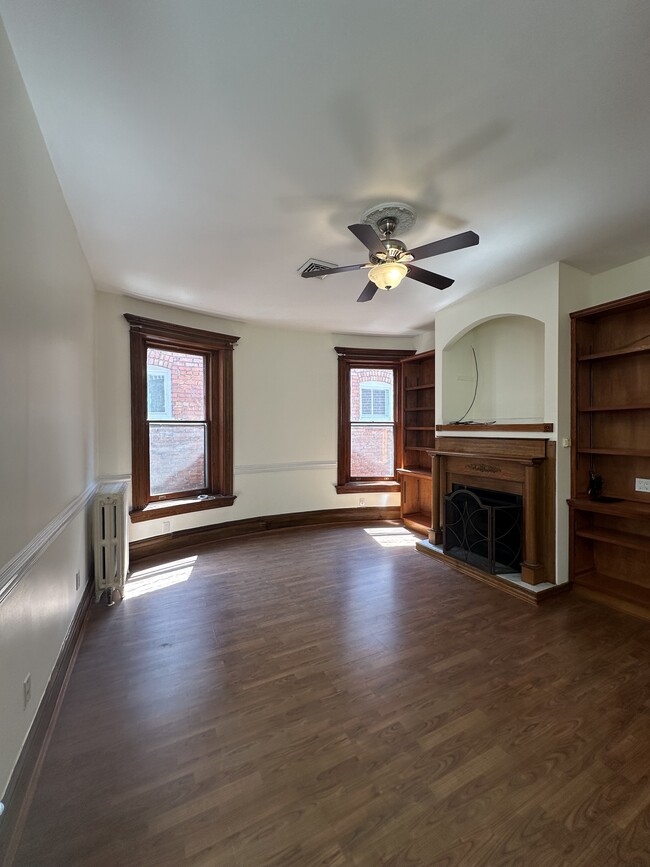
{"left": 130, "top": 495, "right": 236, "bottom": 523}
{"left": 335, "top": 481, "right": 401, "bottom": 495}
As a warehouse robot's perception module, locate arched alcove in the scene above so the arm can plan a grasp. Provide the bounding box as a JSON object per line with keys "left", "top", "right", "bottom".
{"left": 442, "top": 315, "right": 545, "bottom": 424}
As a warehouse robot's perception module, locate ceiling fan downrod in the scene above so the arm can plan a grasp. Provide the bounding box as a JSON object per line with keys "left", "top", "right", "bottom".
{"left": 374, "top": 216, "right": 409, "bottom": 263}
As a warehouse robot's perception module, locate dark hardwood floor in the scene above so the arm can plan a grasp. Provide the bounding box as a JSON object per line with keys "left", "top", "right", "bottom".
{"left": 7, "top": 524, "right": 650, "bottom": 866}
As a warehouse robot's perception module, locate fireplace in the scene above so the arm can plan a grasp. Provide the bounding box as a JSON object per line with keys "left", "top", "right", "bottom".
{"left": 424, "top": 437, "right": 555, "bottom": 586}
{"left": 444, "top": 484, "right": 523, "bottom": 574}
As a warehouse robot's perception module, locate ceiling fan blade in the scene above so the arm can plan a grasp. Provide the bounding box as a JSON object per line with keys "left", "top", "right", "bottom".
{"left": 357, "top": 282, "right": 378, "bottom": 303}
{"left": 406, "top": 265, "right": 455, "bottom": 290}
{"left": 408, "top": 230, "right": 479, "bottom": 262}
{"left": 348, "top": 223, "right": 387, "bottom": 257}
{"left": 301, "top": 262, "right": 367, "bottom": 278}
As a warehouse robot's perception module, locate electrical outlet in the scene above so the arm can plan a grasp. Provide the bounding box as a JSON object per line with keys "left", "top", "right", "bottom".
{"left": 635, "top": 478, "right": 650, "bottom": 493}
{"left": 162, "top": 520, "right": 171, "bottom": 533}
{"left": 23, "top": 674, "right": 31, "bottom": 709}
{"left": 359, "top": 498, "right": 366, "bottom": 507}
{"left": 75, "top": 570, "right": 81, "bottom": 591}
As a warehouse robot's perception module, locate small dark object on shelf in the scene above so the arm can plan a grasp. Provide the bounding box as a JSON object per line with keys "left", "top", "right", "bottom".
{"left": 587, "top": 471, "right": 603, "bottom": 499}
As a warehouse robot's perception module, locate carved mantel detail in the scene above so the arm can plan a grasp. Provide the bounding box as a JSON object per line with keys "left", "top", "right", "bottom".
{"left": 465, "top": 462, "right": 501, "bottom": 474}
{"left": 426, "top": 437, "right": 555, "bottom": 586}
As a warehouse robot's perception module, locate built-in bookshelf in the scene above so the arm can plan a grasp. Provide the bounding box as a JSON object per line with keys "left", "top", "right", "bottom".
{"left": 398, "top": 350, "right": 436, "bottom": 533}
{"left": 569, "top": 289, "right": 650, "bottom": 620}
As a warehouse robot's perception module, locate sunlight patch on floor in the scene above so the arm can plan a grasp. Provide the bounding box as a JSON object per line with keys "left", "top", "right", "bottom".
{"left": 124, "top": 555, "right": 198, "bottom": 599}
{"left": 364, "top": 527, "right": 419, "bottom": 548}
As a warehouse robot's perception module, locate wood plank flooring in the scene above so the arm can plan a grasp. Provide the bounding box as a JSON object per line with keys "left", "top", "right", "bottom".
{"left": 7, "top": 524, "right": 650, "bottom": 866}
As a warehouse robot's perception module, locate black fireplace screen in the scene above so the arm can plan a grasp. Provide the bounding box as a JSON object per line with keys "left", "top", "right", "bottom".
{"left": 443, "top": 485, "right": 523, "bottom": 575}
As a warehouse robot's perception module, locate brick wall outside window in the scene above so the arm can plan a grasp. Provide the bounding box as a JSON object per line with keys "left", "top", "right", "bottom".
{"left": 147, "top": 349, "right": 206, "bottom": 493}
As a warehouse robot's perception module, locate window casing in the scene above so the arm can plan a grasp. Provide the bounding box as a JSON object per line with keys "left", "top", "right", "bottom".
{"left": 125, "top": 314, "right": 239, "bottom": 520}
{"left": 335, "top": 346, "right": 415, "bottom": 494}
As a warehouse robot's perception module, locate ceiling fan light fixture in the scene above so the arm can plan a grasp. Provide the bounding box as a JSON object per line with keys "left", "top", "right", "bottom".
{"left": 368, "top": 261, "right": 408, "bottom": 291}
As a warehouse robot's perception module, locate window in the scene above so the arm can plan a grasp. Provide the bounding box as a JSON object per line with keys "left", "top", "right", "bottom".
{"left": 125, "top": 314, "right": 239, "bottom": 519}
{"left": 359, "top": 381, "right": 393, "bottom": 422}
{"left": 146, "top": 364, "right": 172, "bottom": 419}
{"left": 335, "top": 346, "right": 415, "bottom": 494}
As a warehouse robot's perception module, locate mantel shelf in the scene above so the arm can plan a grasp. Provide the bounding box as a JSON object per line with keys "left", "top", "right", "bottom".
{"left": 436, "top": 423, "right": 553, "bottom": 433}
{"left": 428, "top": 449, "right": 545, "bottom": 466}
{"left": 405, "top": 384, "right": 435, "bottom": 392}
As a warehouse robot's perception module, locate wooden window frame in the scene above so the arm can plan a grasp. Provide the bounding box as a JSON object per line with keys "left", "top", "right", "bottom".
{"left": 125, "top": 314, "right": 239, "bottom": 521}
{"left": 334, "top": 346, "right": 415, "bottom": 494}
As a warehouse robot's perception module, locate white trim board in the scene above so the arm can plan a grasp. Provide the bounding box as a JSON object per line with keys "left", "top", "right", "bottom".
{"left": 235, "top": 460, "right": 336, "bottom": 475}
{"left": 0, "top": 483, "right": 97, "bottom": 605}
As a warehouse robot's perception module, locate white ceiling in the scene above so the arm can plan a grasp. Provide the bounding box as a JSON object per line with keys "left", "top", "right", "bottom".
{"left": 2, "top": 0, "right": 650, "bottom": 335}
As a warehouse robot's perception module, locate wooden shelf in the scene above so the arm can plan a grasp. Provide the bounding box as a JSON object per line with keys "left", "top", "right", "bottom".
{"left": 405, "top": 405, "right": 435, "bottom": 412}
{"left": 569, "top": 497, "right": 650, "bottom": 518}
{"left": 573, "top": 569, "right": 650, "bottom": 607}
{"left": 405, "top": 384, "right": 435, "bottom": 392}
{"left": 575, "top": 527, "right": 650, "bottom": 553}
{"left": 578, "top": 344, "right": 650, "bottom": 362}
{"left": 578, "top": 404, "right": 650, "bottom": 412}
{"left": 405, "top": 426, "right": 436, "bottom": 431}
{"left": 397, "top": 467, "right": 432, "bottom": 479}
{"left": 402, "top": 511, "right": 431, "bottom": 533}
{"left": 578, "top": 447, "right": 650, "bottom": 457}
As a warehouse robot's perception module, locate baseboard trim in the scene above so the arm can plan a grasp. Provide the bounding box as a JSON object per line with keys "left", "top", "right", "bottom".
{"left": 130, "top": 506, "right": 401, "bottom": 562}
{"left": 0, "top": 583, "right": 92, "bottom": 867}
{"left": 572, "top": 584, "right": 650, "bottom": 623}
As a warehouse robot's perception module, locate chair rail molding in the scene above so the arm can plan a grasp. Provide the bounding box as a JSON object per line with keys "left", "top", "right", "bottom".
{"left": 0, "top": 482, "right": 97, "bottom": 605}
{"left": 235, "top": 460, "right": 336, "bottom": 475}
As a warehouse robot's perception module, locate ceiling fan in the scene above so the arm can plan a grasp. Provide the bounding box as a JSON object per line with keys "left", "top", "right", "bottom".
{"left": 302, "top": 202, "right": 479, "bottom": 302}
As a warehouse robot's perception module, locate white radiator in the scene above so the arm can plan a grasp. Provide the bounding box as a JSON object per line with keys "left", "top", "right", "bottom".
{"left": 93, "top": 482, "right": 129, "bottom": 604}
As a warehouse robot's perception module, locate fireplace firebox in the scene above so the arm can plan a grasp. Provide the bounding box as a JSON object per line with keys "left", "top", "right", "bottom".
{"left": 444, "top": 484, "right": 523, "bottom": 575}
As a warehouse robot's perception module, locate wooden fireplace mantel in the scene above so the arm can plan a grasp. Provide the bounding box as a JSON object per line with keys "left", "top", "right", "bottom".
{"left": 425, "top": 437, "right": 556, "bottom": 586}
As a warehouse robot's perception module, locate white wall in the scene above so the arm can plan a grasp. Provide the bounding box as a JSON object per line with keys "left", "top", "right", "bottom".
{"left": 555, "top": 263, "right": 592, "bottom": 582}
{"left": 442, "top": 317, "right": 545, "bottom": 424}
{"left": 0, "top": 18, "right": 96, "bottom": 798}
{"left": 433, "top": 264, "right": 561, "bottom": 436}
{"left": 95, "top": 292, "right": 415, "bottom": 542}
{"left": 589, "top": 254, "right": 650, "bottom": 307}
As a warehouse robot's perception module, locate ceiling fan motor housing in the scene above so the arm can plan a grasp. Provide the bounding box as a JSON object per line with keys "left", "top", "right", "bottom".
{"left": 371, "top": 236, "right": 413, "bottom": 264}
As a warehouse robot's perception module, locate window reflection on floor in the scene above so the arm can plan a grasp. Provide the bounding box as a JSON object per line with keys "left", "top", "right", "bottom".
{"left": 123, "top": 555, "right": 197, "bottom": 599}
{"left": 364, "top": 527, "right": 418, "bottom": 548}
